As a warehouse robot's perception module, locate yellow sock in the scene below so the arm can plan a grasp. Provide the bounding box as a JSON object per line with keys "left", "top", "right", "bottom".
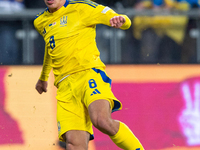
{"left": 109, "top": 122, "right": 144, "bottom": 150}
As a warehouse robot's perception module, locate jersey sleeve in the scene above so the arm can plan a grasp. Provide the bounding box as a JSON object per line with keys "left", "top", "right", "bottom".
{"left": 33, "top": 12, "right": 45, "bottom": 36}
{"left": 39, "top": 45, "right": 52, "bottom": 81}
{"left": 34, "top": 14, "right": 52, "bottom": 81}
{"left": 80, "top": 4, "right": 131, "bottom": 30}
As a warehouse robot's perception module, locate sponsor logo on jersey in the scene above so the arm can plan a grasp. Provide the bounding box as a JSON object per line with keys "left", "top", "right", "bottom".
{"left": 60, "top": 16, "right": 67, "bottom": 27}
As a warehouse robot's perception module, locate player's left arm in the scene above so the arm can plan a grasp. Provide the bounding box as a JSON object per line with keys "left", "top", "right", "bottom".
{"left": 109, "top": 15, "right": 130, "bottom": 29}
{"left": 81, "top": 4, "right": 131, "bottom": 30}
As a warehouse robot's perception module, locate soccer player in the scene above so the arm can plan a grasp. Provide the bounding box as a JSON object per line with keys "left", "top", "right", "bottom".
{"left": 34, "top": 0, "right": 144, "bottom": 150}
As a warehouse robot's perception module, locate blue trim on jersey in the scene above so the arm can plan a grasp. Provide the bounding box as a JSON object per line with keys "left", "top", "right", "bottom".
{"left": 64, "top": 0, "right": 69, "bottom": 7}
{"left": 74, "top": 0, "right": 98, "bottom": 6}
{"left": 69, "top": 0, "right": 98, "bottom": 8}
{"left": 34, "top": 8, "right": 48, "bottom": 20}
{"left": 92, "top": 68, "right": 111, "bottom": 86}
{"left": 35, "top": 0, "right": 68, "bottom": 19}
{"left": 69, "top": 2, "right": 96, "bottom": 8}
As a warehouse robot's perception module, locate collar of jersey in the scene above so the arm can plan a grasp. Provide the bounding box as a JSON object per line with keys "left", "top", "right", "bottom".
{"left": 64, "top": 0, "right": 69, "bottom": 7}
{"left": 46, "top": 0, "right": 69, "bottom": 15}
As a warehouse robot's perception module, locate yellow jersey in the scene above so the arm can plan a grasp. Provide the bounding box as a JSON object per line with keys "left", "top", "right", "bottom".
{"left": 34, "top": 0, "right": 131, "bottom": 86}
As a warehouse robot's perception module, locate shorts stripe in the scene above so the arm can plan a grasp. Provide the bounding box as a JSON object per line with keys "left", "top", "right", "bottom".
{"left": 112, "top": 100, "right": 121, "bottom": 112}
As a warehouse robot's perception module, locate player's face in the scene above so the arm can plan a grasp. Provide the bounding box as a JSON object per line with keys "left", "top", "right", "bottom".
{"left": 44, "top": 0, "right": 66, "bottom": 13}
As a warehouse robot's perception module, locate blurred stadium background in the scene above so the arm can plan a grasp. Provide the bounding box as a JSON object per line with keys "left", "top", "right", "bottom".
{"left": 0, "top": 0, "right": 200, "bottom": 150}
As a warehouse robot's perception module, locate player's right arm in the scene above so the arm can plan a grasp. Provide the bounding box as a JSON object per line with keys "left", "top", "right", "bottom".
{"left": 35, "top": 45, "right": 52, "bottom": 94}
{"left": 35, "top": 79, "right": 48, "bottom": 94}
{"left": 34, "top": 13, "right": 52, "bottom": 94}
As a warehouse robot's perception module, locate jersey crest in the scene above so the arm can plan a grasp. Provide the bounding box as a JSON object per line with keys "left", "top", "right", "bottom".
{"left": 60, "top": 16, "right": 67, "bottom": 27}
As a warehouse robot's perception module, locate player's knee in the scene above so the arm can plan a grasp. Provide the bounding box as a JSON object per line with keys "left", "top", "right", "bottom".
{"left": 66, "top": 143, "right": 73, "bottom": 150}
{"left": 92, "top": 115, "right": 113, "bottom": 131}
{"left": 65, "top": 139, "right": 86, "bottom": 150}
{"left": 63, "top": 133, "right": 78, "bottom": 148}
{"left": 92, "top": 116, "right": 105, "bottom": 129}
{"left": 64, "top": 130, "right": 89, "bottom": 149}
{"left": 65, "top": 137, "right": 75, "bottom": 147}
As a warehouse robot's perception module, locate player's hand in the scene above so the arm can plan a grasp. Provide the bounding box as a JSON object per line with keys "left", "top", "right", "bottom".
{"left": 110, "top": 16, "right": 126, "bottom": 28}
{"left": 35, "top": 79, "right": 48, "bottom": 94}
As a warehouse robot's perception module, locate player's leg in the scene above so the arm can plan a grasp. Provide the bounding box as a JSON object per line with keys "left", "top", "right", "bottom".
{"left": 56, "top": 74, "right": 94, "bottom": 150}
{"left": 88, "top": 99, "right": 144, "bottom": 150}
{"left": 88, "top": 99, "right": 119, "bottom": 135}
{"left": 62, "top": 130, "right": 90, "bottom": 150}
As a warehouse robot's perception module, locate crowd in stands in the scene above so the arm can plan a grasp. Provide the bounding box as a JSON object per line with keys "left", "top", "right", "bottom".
{"left": 0, "top": 0, "right": 199, "bottom": 65}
